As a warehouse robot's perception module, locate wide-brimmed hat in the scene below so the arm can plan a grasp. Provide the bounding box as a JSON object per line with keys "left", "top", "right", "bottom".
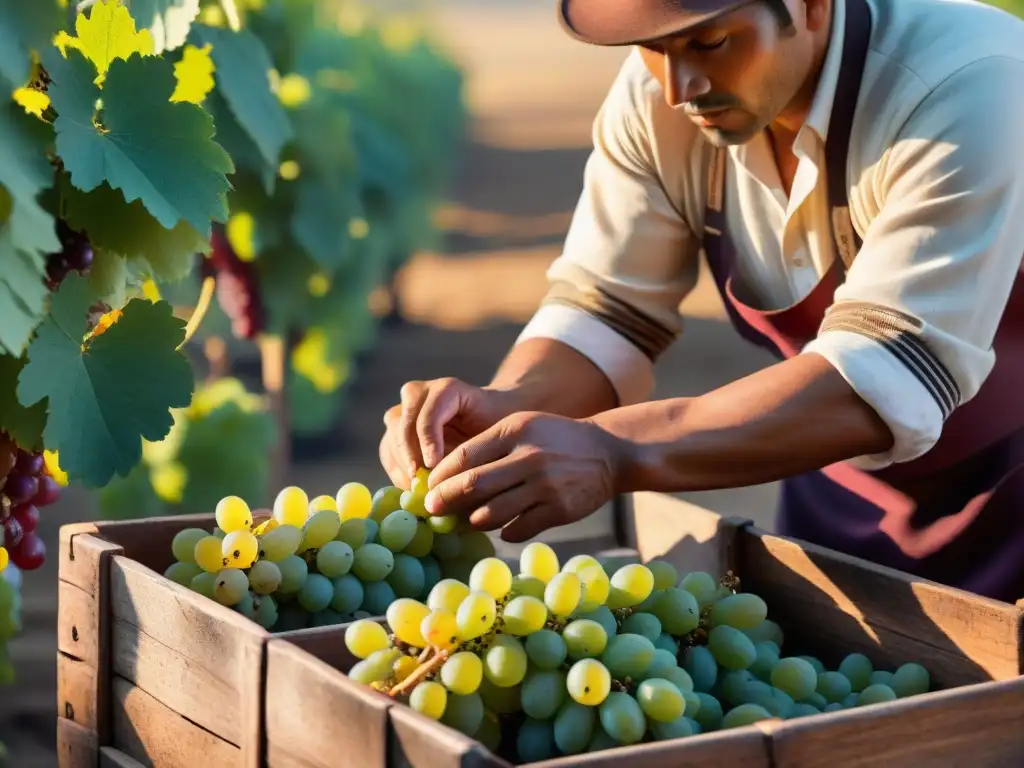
{"left": 558, "top": 0, "right": 756, "bottom": 46}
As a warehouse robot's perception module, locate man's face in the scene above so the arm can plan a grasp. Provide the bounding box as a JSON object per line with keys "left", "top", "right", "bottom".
{"left": 637, "top": 0, "right": 820, "bottom": 145}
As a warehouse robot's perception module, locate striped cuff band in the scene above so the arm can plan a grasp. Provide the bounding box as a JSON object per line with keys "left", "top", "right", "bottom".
{"left": 819, "top": 301, "right": 961, "bottom": 418}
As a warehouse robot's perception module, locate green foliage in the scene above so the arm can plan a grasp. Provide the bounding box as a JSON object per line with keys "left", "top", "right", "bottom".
{"left": 0, "top": 353, "right": 46, "bottom": 451}
{"left": 0, "top": 0, "right": 63, "bottom": 89}
{"left": 127, "top": 0, "right": 201, "bottom": 53}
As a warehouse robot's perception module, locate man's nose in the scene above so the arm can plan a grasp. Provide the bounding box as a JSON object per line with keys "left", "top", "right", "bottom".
{"left": 663, "top": 56, "right": 711, "bottom": 107}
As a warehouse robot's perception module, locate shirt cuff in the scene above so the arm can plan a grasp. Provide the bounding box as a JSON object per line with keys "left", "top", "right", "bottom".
{"left": 802, "top": 330, "right": 945, "bottom": 469}
{"left": 516, "top": 303, "right": 655, "bottom": 406}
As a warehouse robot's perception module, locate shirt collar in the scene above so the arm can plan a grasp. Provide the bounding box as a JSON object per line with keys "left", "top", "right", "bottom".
{"left": 801, "top": 0, "right": 849, "bottom": 144}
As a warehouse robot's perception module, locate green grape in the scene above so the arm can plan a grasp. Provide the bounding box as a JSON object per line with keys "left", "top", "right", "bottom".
{"left": 790, "top": 702, "right": 821, "bottom": 718}
{"left": 363, "top": 519, "right": 380, "bottom": 544}
{"left": 759, "top": 640, "right": 782, "bottom": 657}
{"left": 650, "top": 715, "right": 694, "bottom": 740}
{"left": 410, "top": 681, "right": 447, "bottom": 719}
{"left": 710, "top": 593, "right": 768, "bottom": 630}
{"left": 427, "top": 514, "right": 459, "bottom": 534}
{"left": 362, "top": 580, "right": 397, "bottom": 615}
{"left": 171, "top": 528, "right": 209, "bottom": 564}
{"left": 683, "top": 645, "right": 719, "bottom": 692}
{"left": 601, "top": 633, "right": 655, "bottom": 679}
{"left": 164, "top": 561, "right": 202, "bottom": 587}
{"left": 743, "top": 619, "right": 785, "bottom": 648}
{"left": 721, "top": 669, "right": 755, "bottom": 705}
{"left": 576, "top": 564, "right": 610, "bottom": 611}
{"left": 587, "top": 727, "right": 619, "bottom": 752}
{"left": 483, "top": 634, "right": 528, "bottom": 687}
{"left": 215, "top": 495, "right": 253, "bottom": 533}
{"left": 403, "top": 522, "right": 434, "bottom": 557}
{"left": 771, "top": 657, "right": 817, "bottom": 700}
{"left": 253, "top": 595, "right": 278, "bottom": 629}
{"left": 679, "top": 571, "right": 718, "bottom": 608}
{"left": 421, "top": 610, "right": 461, "bottom": 652}
{"left": 525, "top": 629, "right": 567, "bottom": 669}
{"left": 544, "top": 572, "right": 582, "bottom": 617}
{"left": 248, "top": 560, "right": 282, "bottom": 595}
{"left": 431, "top": 532, "right": 461, "bottom": 561}
{"left": 194, "top": 536, "right": 226, "bottom": 573}
{"left": 427, "top": 578, "right": 470, "bottom": 615}
{"left": 222, "top": 530, "right": 259, "bottom": 569}
{"left": 562, "top": 554, "right": 601, "bottom": 573}
{"left": 273, "top": 486, "right": 309, "bottom": 528}
{"left": 459, "top": 531, "right": 496, "bottom": 561}
{"left": 387, "top": 554, "right": 426, "bottom": 598}
{"left": 803, "top": 691, "right": 828, "bottom": 709}
{"left": 456, "top": 590, "right": 496, "bottom": 640}
{"left": 297, "top": 573, "right": 334, "bottom": 613}
{"left": 503, "top": 595, "right": 548, "bottom": 636}
{"left": 817, "top": 670, "right": 853, "bottom": 703}
{"left": 824, "top": 702, "right": 844, "bottom": 712}
{"left": 316, "top": 541, "right": 354, "bottom": 578}
{"left": 798, "top": 655, "right": 826, "bottom": 675}
{"left": 722, "top": 702, "right": 772, "bottom": 729}
{"left": 419, "top": 555, "right": 441, "bottom": 597}
{"left": 652, "top": 587, "right": 701, "bottom": 635}
{"left": 346, "top": 618, "right": 390, "bottom": 659}
{"left": 869, "top": 670, "right": 895, "bottom": 688}
{"left": 647, "top": 560, "right": 679, "bottom": 591}
{"left": 842, "top": 692, "right": 860, "bottom": 708}
{"left": 517, "top": 718, "right": 556, "bottom": 763}
{"left": 400, "top": 489, "right": 428, "bottom": 518}
{"left": 636, "top": 588, "right": 664, "bottom": 613}
{"left": 190, "top": 571, "right": 216, "bottom": 599}
{"left": 554, "top": 701, "right": 595, "bottom": 755}
{"left": 654, "top": 632, "right": 679, "bottom": 654}
{"left": 693, "top": 692, "right": 724, "bottom": 731}
{"left": 212, "top": 527, "right": 227, "bottom": 538}
{"left": 859, "top": 683, "right": 897, "bottom": 705}
{"left": 510, "top": 575, "right": 545, "bottom": 600}
{"left": 708, "top": 625, "right": 757, "bottom": 670}
{"left": 607, "top": 564, "right": 654, "bottom": 609}
{"left": 681, "top": 690, "right": 702, "bottom": 716}
{"left": 599, "top": 692, "right": 646, "bottom": 745}
{"left": 380, "top": 510, "right": 418, "bottom": 552}
{"left": 661, "top": 665, "right": 695, "bottom": 694}
{"left": 749, "top": 641, "right": 780, "bottom": 682}
{"left": 371, "top": 486, "right": 404, "bottom": 522}
{"left": 278, "top": 556, "right": 309, "bottom": 596}
{"left": 575, "top": 605, "right": 617, "bottom": 639}
{"left": 838, "top": 653, "right": 873, "bottom": 692}
{"left": 440, "top": 691, "right": 484, "bottom": 736}
{"left": 562, "top": 619, "right": 608, "bottom": 659}
{"left": 235, "top": 592, "right": 255, "bottom": 620}
{"left": 310, "top": 608, "right": 345, "bottom": 627}
{"left": 441, "top": 651, "right": 484, "bottom": 695}
{"left": 620, "top": 611, "right": 662, "bottom": 641}
{"left": 469, "top": 557, "right": 513, "bottom": 600}
{"left": 260, "top": 525, "right": 303, "bottom": 562}
{"left": 521, "top": 669, "right": 567, "bottom": 719}
{"left": 637, "top": 678, "right": 685, "bottom": 722}
{"left": 642, "top": 648, "right": 679, "bottom": 680}
{"left": 352, "top": 544, "right": 395, "bottom": 582}
{"left": 334, "top": 520, "right": 367, "bottom": 549}
{"left": 337, "top": 482, "right": 373, "bottom": 521}
{"left": 301, "top": 510, "right": 342, "bottom": 552}
{"left": 891, "top": 662, "right": 929, "bottom": 697}
{"left": 743, "top": 680, "right": 794, "bottom": 718}
{"left": 520, "top": 541, "right": 559, "bottom": 583}
{"left": 476, "top": 710, "right": 502, "bottom": 752}
{"left": 386, "top": 598, "right": 431, "bottom": 647}
{"left": 213, "top": 569, "right": 249, "bottom": 605}
{"left": 480, "top": 677, "right": 522, "bottom": 714}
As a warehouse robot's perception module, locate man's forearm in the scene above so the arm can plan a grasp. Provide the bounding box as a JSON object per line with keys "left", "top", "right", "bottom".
{"left": 488, "top": 338, "right": 619, "bottom": 419}
{"left": 593, "top": 353, "right": 895, "bottom": 493}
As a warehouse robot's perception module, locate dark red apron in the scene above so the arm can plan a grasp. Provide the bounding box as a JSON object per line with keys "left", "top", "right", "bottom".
{"left": 702, "top": 0, "right": 1024, "bottom": 602}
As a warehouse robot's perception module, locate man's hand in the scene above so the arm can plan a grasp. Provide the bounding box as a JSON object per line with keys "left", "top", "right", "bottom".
{"left": 423, "top": 412, "right": 628, "bottom": 543}
{"left": 379, "top": 378, "right": 519, "bottom": 489}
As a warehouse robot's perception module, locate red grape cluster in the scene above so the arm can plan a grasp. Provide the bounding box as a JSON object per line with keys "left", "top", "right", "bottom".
{"left": 45, "top": 220, "right": 94, "bottom": 290}
{"left": 0, "top": 432, "right": 58, "bottom": 571}
{"left": 204, "top": 229, "right": 265, "bottom": 340}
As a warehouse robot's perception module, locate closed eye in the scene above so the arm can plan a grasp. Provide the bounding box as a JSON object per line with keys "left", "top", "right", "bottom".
{"left": 691, "top": 36, "right": 727, "bottom": 52}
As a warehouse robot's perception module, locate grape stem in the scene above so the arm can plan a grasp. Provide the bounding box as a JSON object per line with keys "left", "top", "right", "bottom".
{"left": 389, "top": 648, "right": 448, "bottom": 698}
{"left": 417, "top": 645, "right": 433, "bottom": 664}
{"left": 177, "top": 276, "right": 216, "bottom": 351}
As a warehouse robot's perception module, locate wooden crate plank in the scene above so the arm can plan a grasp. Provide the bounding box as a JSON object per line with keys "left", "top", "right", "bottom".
{"left": 59, "top": 528, "right": 124, "bottom": 595}
{"left": 532, "top": 728, "right": 772, "bottom": 768}
{"left": 57, "top": 717, "right": 99, "bottom": 768}
{"left": 109, "top": 556, "right": 266, "bottom": 764}
{"left": 273, "top": 625, "right": 360, "bottom": 672}
{"left": 59, "top": 652, "right": 98, "bottom": 730}
{"left": 111, "top": 676, "right": 242, "bottom": 768}
{"left": 771, "top": 677, "right": 1024, "bottom": 767}
{"left": 388, "top": 706, "right": 510, "bottom": 768}
{"left": 264, "top": 640, "right": 391, "bottom": 768}
{"left": 99, "top": 748, "right": 147, "bottom": 768}
{"left": 739, "top": 530, "right": 1024, "bottom": 685}
{"left": 58, "top": 580, "right": 100, "bottom": 667}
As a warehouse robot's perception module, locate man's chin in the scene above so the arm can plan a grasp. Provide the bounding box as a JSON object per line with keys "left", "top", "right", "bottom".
{"left": 699, "top": 124, "right": 761, "bottom": 147}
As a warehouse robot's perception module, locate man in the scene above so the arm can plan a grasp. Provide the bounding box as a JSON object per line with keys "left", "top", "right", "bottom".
{"left": 380, "top": 0, "right": 1024, "bottom": 601}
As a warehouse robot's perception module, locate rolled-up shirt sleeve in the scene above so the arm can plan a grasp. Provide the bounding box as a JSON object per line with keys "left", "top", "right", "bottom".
{"left": 516, "top": 53, "right": 700, "bottom": 406}
{"left": 804, "top": 56, "right": 1024, "bottom": 468}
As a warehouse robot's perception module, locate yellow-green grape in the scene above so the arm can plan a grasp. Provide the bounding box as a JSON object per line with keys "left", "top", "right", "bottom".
{"left": 859, "top": 683, "right": 897, "bottom": 705}
{"left": 544, "top": 572, "right": 582, "bottom": 617}
{"left": 891, "top": 662, "right": 930, "bottom": 697}
{"left": 212, "top": 568, "right": 249, "bottom": 605}
{"left": 393, "top": 655, "right": 418, "bottom": 682}
{"left": 273, "top": 486, "right": 309, "bottom": 528}
{"left": 646, "top": 560, "right": 679, "bottom": 591}
{"left": 300, "top": 509, "right": 342, "bottom": 551}
{"left": 708, "top": 625, "right": 757, "bottom": 670}
{"left": 503, "top": 596, "right": 548, "bottom": 636}
{"left": 400, "top": 489, "right": 428, "bottom": 518}
{"left": 427, "top": 514, "right": 458, "bottom": 534}
{"left": 511, "top": 575, "right": 546, "bottom": 600}
{"left": 460, "top": 531, "right": 496, "bottom": 561}
{"left": 164, "top": 561, "right": 202, "bottom": 587}
{"left": 636, "top": 678, "right": 685, "bottom": 722}
{"left": 386, "top": 598, "right": 431, "bottom": 647}
{"left": 370, "top": 486, "right": 404, "bottom": 523}
{"left": 652, "top": 587, "right": 701, "bottom": 635}
{"left": 421, "top": 610, "right": 461, "bottom": 652}
{"left": 212, "top": 527, "right": 227, "bottom": 539}
{"left": 410, "top": 681, "right": 447, "bottom": 720}
{"left": 171, "top": 528, "right": 209, "bottom": 564}
{"left": 455, "top": 590, "right": 496, "bottom": 640}
{"left": 350, "top": 648, "right": 401, "bottom": 684}
{"left": 476, "top": 710, "right": 502, "bottom": 752}
{"left": 345, "top": 619, "right": 390, "bottom": 659}
{"left": 483, "top": 635, "right": 528, "bottom": 687}
{"left": 601, "top": 634, "right": 656, "bottom": 679}
{"left": 248, "top": 560, "right": 283, "bottom": 594}
{"left": 520, "top": 542, "right": 559, "bottom": 584}
{"left": 403, "top": 522, "right": 434, "bottom": 557}
{"left": 215, "top": 496, "right": 253, "bottom": 533}
{"left": 194, "top": 536, "right": 227, "bottom": 572}
{"left": 598, "top": 692, "right": 646, "bottom": 745}
{"left": 679, "top": 570, "right": 719, "bottom": 608}
{"left": 259, "top": 524, "right": 303, "bottom": 562}
{"left": 441, "top": 651, "right": 484, "bottom": 695}
{"left": 335, "top": 519, "right": 368, "bottom": 549}
{"left": 745, "top": 618, "right": 785, "bottom": 647}
{"left": 222, "top": 530, "right": 259, "bottom": 569}
{"left": 576, "top": 564, "right": 610, "bottom": 611}
{"left": 190, "top": 570, "right": 216, "bottom": 598}
{"left": 428, "top": 579, "right": 470, "bottom": 615}
{"left": 308, "top": 494, "right": 337, "bottom": 515}
{"left": 710, "top": 593, "right": 769, "bottom": 630}
{"left": 722, "top": 703, "right": 772, "bottom": 729}
{"left": 469, "top": 557, "right": 513, "bottom": 600}
{"left": 337, "top": 482, "right": 373, "bottom": 521}
{"left": 562, "top": 554, "right": 600, "bottom": 573}
{"left": 411, "top": 467, "right": 430, "bottom": 496}
{"left": 606, "top": 564, "right": 654, "bottom": 609}
{"left": 562, "top": 619, "right": 608, "bottom": 659}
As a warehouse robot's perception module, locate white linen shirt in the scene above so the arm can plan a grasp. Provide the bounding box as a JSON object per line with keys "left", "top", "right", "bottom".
{"left": 517, "top": 0, "right": 1024, "bottom": 468}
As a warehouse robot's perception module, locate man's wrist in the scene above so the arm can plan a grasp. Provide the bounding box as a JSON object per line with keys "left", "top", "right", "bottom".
{"left": 585, "top": 410, "right": 661, "bottom": 496}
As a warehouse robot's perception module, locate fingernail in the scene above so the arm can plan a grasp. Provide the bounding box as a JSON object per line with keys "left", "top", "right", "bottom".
{"left": 424, "top": 491, "right": 438, "bottom": 514}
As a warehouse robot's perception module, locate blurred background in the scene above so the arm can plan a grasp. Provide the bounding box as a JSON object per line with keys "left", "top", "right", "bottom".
{"left": 1, "top": 0, "right": 802, "bottom": 761}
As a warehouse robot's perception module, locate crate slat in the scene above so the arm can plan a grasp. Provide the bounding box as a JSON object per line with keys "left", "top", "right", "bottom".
{"left": 99, "top": 747, "right": 148, "bottom": 768}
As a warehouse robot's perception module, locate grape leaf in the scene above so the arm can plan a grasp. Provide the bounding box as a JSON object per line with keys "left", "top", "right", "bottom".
{"left": 15, "top": 274, "right": 194, "bottom": 487}
{"left": 171, "top": 43, "right": 215, "bottom": 104}
{"left": 291, "top": 173, "right": 363, "bottom": 269}
{"left": 191, "top": 23, "right": 293, "bottom": 170}
{"left": 127, "top": 0, "right": 200, "bottom": 54}
{"left": 46, "top": 47, "right": 233, "bottom": 235}
{"left": 204, "top": 88, "right": 275, "bottom": 193}
{"left": 55, "top": 0, "right": 156, "bottom": 83}
{"left": 0, "top": 354, "right": 46, "bottom": 451}
{"left": 86, "top": 249, "right": 131, "bottom": 307}
{"left": 0, "top": 0, "right": 63, "bottom": 89}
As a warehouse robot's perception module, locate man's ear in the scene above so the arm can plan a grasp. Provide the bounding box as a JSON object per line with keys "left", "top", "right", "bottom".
{"left": 803, "top": 0, "right": 832, "bottom": 32}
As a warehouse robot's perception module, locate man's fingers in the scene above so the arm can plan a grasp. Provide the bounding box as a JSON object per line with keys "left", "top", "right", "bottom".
{"left": 379, "top": 435, "right": 411, "bottom": 490}
{"left": 417, "top": 381, "right": 462, "bottom": 469}
{"left": 426, "top": 423, "right": 517, "bottom": 502}
{"left": 426, "top": 451, "right": 533, "bottom": 517}
{"left": 500, "top": 505, "right": 558, "bottom": 543}
{"left": 467, "top": 482, "right": 543, "bottom": 532}
{"left": 398, "top": 381, "right": 428, "bottom": 476}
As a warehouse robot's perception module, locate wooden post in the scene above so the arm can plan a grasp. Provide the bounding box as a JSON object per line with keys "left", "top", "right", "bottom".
{"left": 259, "top": 334, "right": 289, "bottom": 495}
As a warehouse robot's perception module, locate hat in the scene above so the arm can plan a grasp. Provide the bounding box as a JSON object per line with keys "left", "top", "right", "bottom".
{"left": 558, "top": 0, "right": 756, "bottom": 47}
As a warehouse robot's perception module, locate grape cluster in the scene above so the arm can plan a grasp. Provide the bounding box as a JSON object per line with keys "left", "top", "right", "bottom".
{"left": 45, "top": 220, "right": 94, "bottom": 290}
{"left": 0, "top": 432, "right": 59, "bottom": 573}
{"left": 344, "top": 547, "right": 934, "bottom": 761}
{"left": 203, "top": 229, "right": 264, "bottom": 340}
